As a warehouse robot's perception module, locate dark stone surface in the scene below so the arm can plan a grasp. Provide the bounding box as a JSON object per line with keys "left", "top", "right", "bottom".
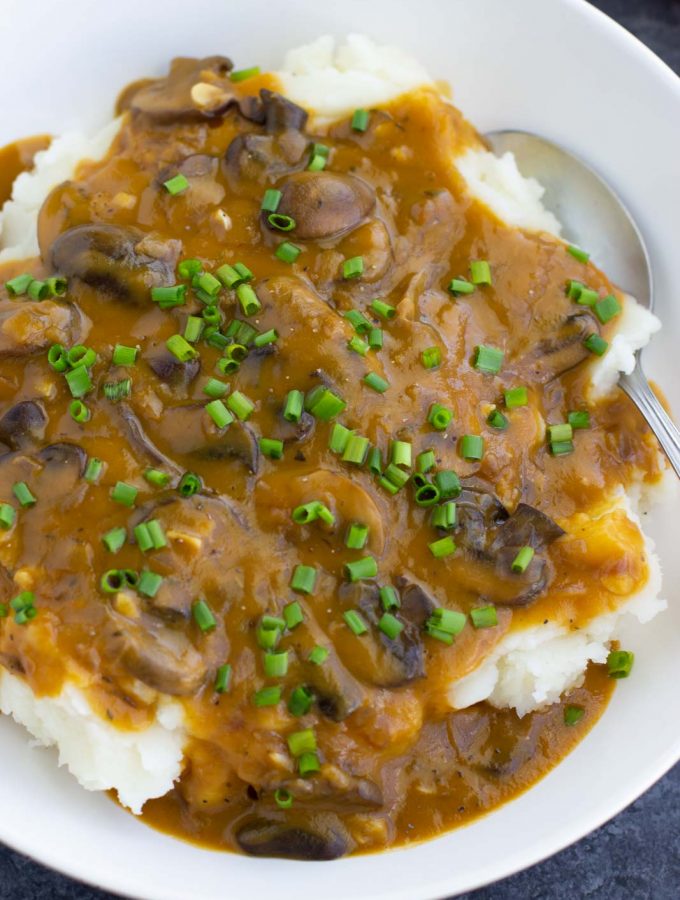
{"left": 1, "top": 2, "right": 678, "bottom": 898}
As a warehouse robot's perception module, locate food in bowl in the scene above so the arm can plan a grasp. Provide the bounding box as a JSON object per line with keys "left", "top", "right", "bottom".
{"left": 0, "top": 35, "right": 667, "bottom": 859}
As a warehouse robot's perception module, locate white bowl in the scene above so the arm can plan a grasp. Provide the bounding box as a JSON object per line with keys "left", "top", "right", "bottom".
{"left": 1, "top": 0, "right": 679, "bottom": 897}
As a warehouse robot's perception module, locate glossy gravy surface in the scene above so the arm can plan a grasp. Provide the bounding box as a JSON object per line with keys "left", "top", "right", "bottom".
{"left": 0, "top": 57, "right": 661, "bottom": 858}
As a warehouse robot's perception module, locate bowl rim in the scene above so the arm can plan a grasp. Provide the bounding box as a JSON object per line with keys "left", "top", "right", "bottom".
{"left": 1, "top": 0, "right": 680, "bottom": 897}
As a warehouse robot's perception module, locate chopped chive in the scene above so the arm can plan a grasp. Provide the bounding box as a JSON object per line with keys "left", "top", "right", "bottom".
{"left": 236, "top": 284, "right": 261, "bottom": 316}
{"left": 487, "top": 408, "right": 509, "bottom": 430}
{"left": 415, "top": 482, "right": 441, "bottom": 507}
{"left": 431, "top": 500, "right": 457, "bottom": 529}
{"left": 283, "top": 389, "right": 304, "bottom": 423}
{"left": 69, "top": 399, "right": 90, "bottom": 423}
{"left": 567, "top": 244, "right": 590, "bottom": 263}
{"left": 253, "top": 329, "right": 278, "bottom": 348}
{"left": 134, "top": 523, "right": 153, "bottom": 553}
{"left": 460, "top": 434, "right": 484, "bottom": 461}
{"left": 145, "top": 468, "right": 170, "bottom": 487}
{"left": 566, "top": 279, "right": 584, "bottom": 300}
{"left": 470, "top": 260, "right": 492, "bottom": 285}
{"left": 344, "top": 609, "right": 368, "bottom": 635}
{"left": 511, "top": 546, "right": 535, "bottom": 573}
{"left": 275, "top": 241, "right": 301, "bottom": 264}
{"left": 607, "top": 649, "right": 634, "bottom": 678}
{"left": 504, "top": 386, "right": 528, "bottom": 409}
{"left": 259, "top": 438, "right": 284, "bottom": 460}
{"left": 227, "top": 390, "right": 255, "bottom": 421}
{"left": 550, "top": 440, "right": 574, "bottom": 456}
{"left": 224, "top": 343, "right": 248, "bottom": 363}
{"left": 351, "top": 108, "right": 369, "bottom": 131}
{"left": 429, "top": 536, "right": 456, "bottom": 559}
{"left": 102, "top": 526, "right": 126, "bottom": 554}
{"left": 112, "top": 344, "right": 138, "bottom": 366}
{"left": 195, "top": 272, "right": 221, "bottom": 298}
{"left": 137, "top": 569, "right": 163, "bottom": 598}
{"left": 264, "top": 650, "right": 289, "bottom": 678}
{"left": 183, "top": 315, "right": 204, "bottom": 343}
{"left": 378, "top": 476, "right": 400, "bottom": 495}
{"left": 428, "top": 403, "right": 453, "bottom": 431}
{"left": 178, "top": 471, "right": 202, "bottom": 496}
{"left": 435, "top": 470, "right": 461, "bottom": 499}
{"left": 45, "top": 276, "right": 67, "bottom": 296}
{"left": 306, "top": 387, "right": 346, "bottom": 421}
{"left": 287, "top": 729, "right": 317, "bottom": 757}
{"left": 298, "top": 751, "right": 320, "bottom": 777}
{"left": 379, "top": 586, "right": 400, "bottom": 611}
{"left": 288, "top": 685, "right": 314, "bottom": 717}
{"left": 348, "top": 335, "right": 369, "bottom": 356}
{"left": 474, "top": 344, "right": 504, "bottom": 375}
{"left": 166, "top": 334, "right": 198, "bottom": 362}
{"left": 308, "top": 151, "right": 327, "bottom": 171}
{"left": 577, "top": 287, "right": 599, "bottom": 307}
{"left": 342, "top": 434, "right": 370, "bottom": 465}
{"left": 67, "top": 345, "right": 97, "bottom": 368}
{"left": 594, "top": 294, "right": 622, "bottom": 324}
{"left": 344, "top": 556, "right": 378, "bottom": 582}
{"left": 215, "top": 664, "right": 232, "bottom": 694}
{"left": 0, "top": 503, "right": 15, "bottom": 530}
{"left": 308, "top": 646, "right": 329, "bottom": 665}
{"left": 344, "top": 310, "right": 372, "bottom": 334}
{"left": 12, "top": 482, "right": 36, "bottom": 507}
{"left": 329, "top": 423, "right": 352, "bottom": 454}
{"left": 234, "top": 262, "right": 254, "bottom": 282}
{"left": 84, "top": 458, "right": 103, "bottom": 483}
{"left": 178, "top": 258, "right": 203, "bottom": 279}
{"left": 417, "top": 449, "right": 436, "bottom": 473}
{"left": 27, "top": 279, "right": 49, "bottom": 300}
{"left": 261, "top": 189, "right": 282, "bottom": 212}
{"left": 584, "top": 333, "right": 609, "bottom": 356}
{"left": 192, "top": 598, "right": 217, "bottom": 633}
{"left": 47, "top": 343, "right": 69, "bottom": 372}
{"left": 111, "top": 481, "right": 137, "bottom": 507}
{"left": 147, "top": 519, "right": 167, "bottom": 549}
{"left": 215, "top": 263, "right": 242, "bottom": 288}
{"left": 163, "top": 173, "right": 189, "bottom": 195}
{"left": 267, "top": 213, "right": 296, "bottom": 232}
{"left": 378, "top": 612, "right": 404, "bottom": 640}
{"left": 427, "top": 608, "right": 466, "bottom": 636}
{"left": 291, "top": 564, "right": 317, "bottom": 595}
{"left": 102, "top": 378, "right": 131, "bottom": 403}
{"left": 345, "top": 522, "right": 369, "bottom": 550}
{"left": 363, "top": 372, "right": 389, "bottom": 393}
{"left": 253, "top": 685, "right": 282, "bottom": 707}
{"left": 368, "top": 327, "right": 383, "bottom": 350}
{"left": 230, "top": 66, "right": 260, "bottom": 83}
{"left": 342, "top": 256, "right": 364, "bottom": 279}
{"left": 383, "top": 463, "right": 410, "bottom": 490}
{"left": 390, "top": 440, "right": 412, "bottom": 469}
{"left": 367, "top": 447, "right": 383, "bottom": 476}
{"left": 370, "top": 299, "right": 396, "bottom": 319}
{"left": 151, "top": 284, "right": 187, "bottom": 306}
{"left": 548, "top": 423, "right": 573, "bottom": 443}
{"left": 65, "top": 366, "right": 93, "bottom": 399}
{"left": 568, "top": 410, "right": 590, "bottom": 430}
{"left": 292, "top": 501, "right": 334, "bottom": 526}
{"left": 205, "top": 399, "right": 235, "bottom": 429}
{"left": 564, "top": 704, "right": 585, "bottom": 726}
{"left": 449, "top": 277, "right": 475, "bottom": 295}
{"left": 470, "top": 605, "right": 498, "bottom": 628}
{"left": 100, "top": 570, "right": 124, "bottom": 593}
{"left": 5, "top": 273, "right": 33, "bottom": 296}
{"left": 422, "top": 346, "right": 442, "bottom": 369}
{"left": 283, "top": 601, "right": 304, "bottom": 630}
{"left": 203, "top": 378, "right": 229, "bottom": 399}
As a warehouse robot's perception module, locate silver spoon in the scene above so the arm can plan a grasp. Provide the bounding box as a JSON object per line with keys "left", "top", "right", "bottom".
{"left": 485, "top": 130, "right": 680, "bottom": 478}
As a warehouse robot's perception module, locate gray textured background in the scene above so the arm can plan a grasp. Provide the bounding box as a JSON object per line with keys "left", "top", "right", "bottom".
{"left": 1, "top": 1, "right": 678, "bottom": 898}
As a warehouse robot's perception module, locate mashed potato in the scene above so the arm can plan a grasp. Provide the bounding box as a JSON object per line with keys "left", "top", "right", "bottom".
{"left": 0, "top": 35, "right": 668, "bottom": 811}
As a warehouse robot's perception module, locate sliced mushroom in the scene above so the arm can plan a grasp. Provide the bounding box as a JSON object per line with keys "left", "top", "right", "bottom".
{"left": 144, "top": 342, "right": 201, "bottom": 387}
{"left": 259, "top": 89, "right": 309, "bottom": 132}
{"left": 37, "top": 441, "right": 87, "bottom": 476}
{"left": 116, "top": 403, "right": 182, "bottom": 473}
{"left": 454, "top": 483, "right": 509, "bottom": 555}
{"left": 103, "top": 611, "right": 207, "bottom": 696}
{"left": 290, "top": 615, "right": 366, "bottom": 722}
{"left": 336, "top": 583, "right": 426, "bottom": 688}
{"left": 268, "top": 410, "right": 315, "bottom": 447}
{"left": 270, "top": 172, "right": 375, "bottom": 241}
{"left": 159, "top": 154, "right": 225, "bottom": 207}
{"left": 236, "top": 815, "right": 350, "bottom": 860}
{"left": 224, "top": 132, "right": 308, "bottom": 189}
{"left": 273, "top": 769, "right": 382, "bottom": 810}
{"left": 521, "top": 311, "right": 598, "bottom": 382}
{"left": 143, "top": 404, "right": 259, "bottom": 472}
{"left": 490, "top": 502, "right": 565, "bottom": 553}
{"left": 0, "top": 400, "right": 47, "bottom": 452}
{"left": 50, "top": 224, "right": 181, "bottom": 304}
{"left": 449, "top": 706, "right": 543, "bottom": 778}
{"left": 0, "top": 299, "right": 84, "bottom": 358}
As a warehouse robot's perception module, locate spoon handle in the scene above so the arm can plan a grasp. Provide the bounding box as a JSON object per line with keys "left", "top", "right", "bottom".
{"left": 620, "top": 361, "right": 680, "bottom": 479}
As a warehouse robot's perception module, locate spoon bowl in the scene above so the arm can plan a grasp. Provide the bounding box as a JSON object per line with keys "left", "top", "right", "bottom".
{"left": 485, "top": 129, "right": 680, "bottom": 477}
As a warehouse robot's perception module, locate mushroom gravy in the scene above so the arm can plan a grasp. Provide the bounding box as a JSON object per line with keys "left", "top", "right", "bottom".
{"left": 0, "top": 56, "right": 662, "bottom": 859}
